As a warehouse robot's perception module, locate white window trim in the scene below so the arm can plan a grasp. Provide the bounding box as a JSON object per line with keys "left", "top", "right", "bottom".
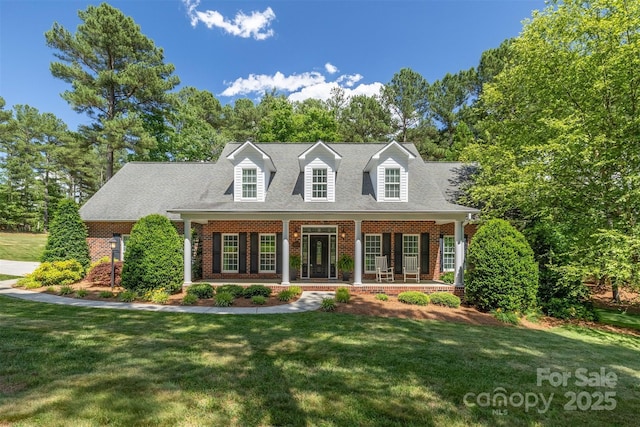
{"left": 311, "top": 168, "right": 328, "bottom": 200}
{"left": 222, "top": 233, "right": 239, "bottom": 273}
{"left": 384, "top": 167, "right": 401, "bottom": 200}
{"left": 364, "top": 234, "right": 382, "bottom": 273}
{"left": 442, "top": 235, "right": 455, "bottom": 272}
{"left": 241, "top": 168, "right": 258, "bottom": 200}
{"left": 259, "top": 233, "right": 277, "bottom": 273}
{"left": 403, "top": 234, "right": 420, "bottom": 258}
{"left": 121, "top": 234, "right": 130, "bottom": 259}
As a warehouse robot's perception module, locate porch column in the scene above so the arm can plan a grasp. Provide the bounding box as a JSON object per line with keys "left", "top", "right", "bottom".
{"left": 183, "top": 218, "right": 192, "bottom": 285}
{"left": 281, "top": 219, "right": 290, "bottom": 285}
{"left": 353, "top": 220, "right": 362, "bottom": 285}
{"left": 454, "top": 220, "right": 464, "bottom": 286}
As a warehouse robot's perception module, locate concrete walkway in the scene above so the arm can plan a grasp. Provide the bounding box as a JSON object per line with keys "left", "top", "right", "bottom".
{"left": 0, "top": 279, "right": 333, "bottom": 315}
{"left": 0, "top": 260, "right": 40, "bottom": 276}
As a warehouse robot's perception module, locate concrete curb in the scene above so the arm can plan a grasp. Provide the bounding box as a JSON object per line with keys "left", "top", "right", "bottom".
{"left": 0, "top": 280, "right": 334, "bottom": 315}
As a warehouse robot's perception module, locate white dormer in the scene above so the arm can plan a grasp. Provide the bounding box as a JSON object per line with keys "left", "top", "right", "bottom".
{"left": 226, "top": 142, "right": 276, "bottom": 202}
{"left": 364, "top": 141, "right": 415, "bottom": 202}
{"left": 298, "top": 141, "right": 342, "bottom": 202}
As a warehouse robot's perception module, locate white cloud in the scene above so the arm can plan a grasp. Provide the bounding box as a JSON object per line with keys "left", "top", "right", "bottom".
{"left": 221, "top": 71, "right": 326, "bottom": 97}
{"left": 325, "top": 63, "right": 338, "bottom": 74}
{"left": 288, "top": 81, "right": 383, "bottom": 103}
{"left": 183, "top": 0, "right": 276, "bottom": 40}
{"left": 336, "top": 73, "right": 363, "bottom": 87}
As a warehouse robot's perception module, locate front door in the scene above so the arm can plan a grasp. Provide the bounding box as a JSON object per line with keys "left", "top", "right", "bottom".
{"left": 310, "top": 235, "right": 329, "bottom": 278}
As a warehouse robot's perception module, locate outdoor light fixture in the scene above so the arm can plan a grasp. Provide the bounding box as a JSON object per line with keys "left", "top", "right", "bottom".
{"left": 341, "top": 230, "right": 346, "bottom": 239}
{"left": 108, "top": 237, "right": 118, "bottom": 289}
{"left": 293, "top": 230, "right": 299, "bottom": 239}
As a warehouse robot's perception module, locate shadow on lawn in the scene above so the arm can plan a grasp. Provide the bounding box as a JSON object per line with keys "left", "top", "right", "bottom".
{"left": 0, "top": 297, "right": 639, "bottom": 426}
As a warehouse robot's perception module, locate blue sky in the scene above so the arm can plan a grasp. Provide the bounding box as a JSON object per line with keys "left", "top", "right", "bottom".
{"left": 0, "top": 0, "right": 546, "bottom": 131}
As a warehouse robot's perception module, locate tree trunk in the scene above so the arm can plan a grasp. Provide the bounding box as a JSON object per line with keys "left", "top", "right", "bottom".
{"left": 611, "top": 283, "right": 621, "bottom": 304}
{"left": 106, "top": 145, "right": 114, "bottom": 181}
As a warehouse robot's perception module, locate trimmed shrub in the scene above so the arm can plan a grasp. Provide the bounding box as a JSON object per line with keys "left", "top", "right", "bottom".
{"left": 335, "top": 287, "right": 351, "bottom": 303}
{"left": 429, "top": 292, "right": 461, "bottom": 308}
{"left": 398, "top": 291, "right": 430, "bottom": 306}
{"left": 215, "top": 292, "right": 234, "bottom": 307}
{"left": 243, "top": 284, "right": 272, "bottom": 298}
{"left": 251, "top": 295, "right": 267, "bottom": 305}
{"left": 278, "top": 289, "right": 295, "bottom": 301}
{"left": 85, "top": 261, "right": 123, "bottom": 287}
{"left": 321, "top": 298, "right": 336, "bottom": 311}
{"left": 118, "top": 290, "right": 137, "bottom": 302}
{"left": 375, "top": 293, "right": 389, "bottom": 301}
{"left": 216, "top": 284, "right": 244, "bottom": 298}
{"left": 31, "top": 260, "right": 84, "bottom": 286}
{"left": 181, "top": 294, "right": 198, "bottom": 305}
{"left": 543, "top": 298, "right": 599, "bottom": 321}
{"left": 465, "top": 219, "right": 539, "bottom": 312}
{"left": 440, "top": 272, "right": 455, "bottom": 284}
{"left": 88, "top": 256, "right": 110, "bottom": 274}
{"left": 187, "top": 283, "right": 214, "bottom": 299}
{"left": 41, "top": 200, "right": 91, "bottom": 271}
{"left": 288, "top": 285, "right": 303, "bottom": 296}
{"left": 121, "top": 214, "right": 183, "bottom": 294}
{"left": 16, "top": 276, "right": 40, "bottom": 289}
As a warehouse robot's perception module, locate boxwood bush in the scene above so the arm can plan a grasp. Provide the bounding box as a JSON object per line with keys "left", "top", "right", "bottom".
{"left": 121, "top": 214, "right": 183, "bottom": 294}
{"left": 429, "top": 292, "right": 461, "bottom": 308}
{"left": 216, "top": 284, "right": 244, "bottom": 298}
{"left": 187, "top": 283, "right": 214, "bottom": 299}
{"left": 398, "top": 291, "right": 430, "bottom": 306}
{"left": 465, "top": 219, "right": 539, "bottom": 312}
{"left": 41, "top": 200, "right": 91, "bottom": 271}
{"left": 242, "top": 284, "right": 272, "bottom": 298}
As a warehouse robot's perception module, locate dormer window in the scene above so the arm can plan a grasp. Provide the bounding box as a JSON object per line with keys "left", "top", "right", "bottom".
{"left": 242, "top": 168, "right": 257, "bottom": 199}
{"left": 312, "top": 168, "right": 328, "bottom": 199}
{"left": 384, "top": 168, "right": 401, "bottom": 199}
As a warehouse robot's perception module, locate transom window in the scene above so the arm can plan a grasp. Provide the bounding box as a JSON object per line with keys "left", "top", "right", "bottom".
{"left": 242, "top": 168, "right": 257, "bottom": 199}
{"left": 384, "top": 168, "right": 401, "bottom": 199}
{"left": 312, "top": 168, "right": 328, "bottom": 199}
{"left": 443, "top": 236, "right": 455, "bottom": 271}
{"left": 259, "top": 234, "right": 276, "bottom": 273}
{"left": 403, "top": 234, "right": 419, "bottom": 259}
{"left": 222, "top": 234, "right": 239, "bottom": 272}
{"left": 364, "top": 234, "right": 382, "bottom": 273}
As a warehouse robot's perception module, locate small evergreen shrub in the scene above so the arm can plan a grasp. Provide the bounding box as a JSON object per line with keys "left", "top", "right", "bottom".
{"left": 99, "top": 290, "right": 114, "bottom": 298}
{"left": 41, "top": 199, "right": 91, "bottom": 271}
{"left": 335, "top": 287, "right": 351, "bottom": 303}
{"left": 465, "top": 219, "right": 539, "bottom": 312}
{"left": 440, "top": 272, "right": 455, "bottom": 284}
{"left": 85, "top": 261, "right": 123, "bottom": 287}
{"left": 118, "top": 290, "right": 137, "bottom": 302}
{"left": 31, "top": 260, "right": 84, "bottom": 286}
{"left": 59, "top": 285, "right": 74, "bottom": 295}
{"left": 492, "top": 309, "right": 520, "bottom": 325}
{"left": 251, "top": 295, "right": 267, "bottom": 305}
{"left": 288, "top": 285, "right": 303, "bottom": 296}
{"left": 46, "top": 286, "right": 56, "bottom": 293}
{"left": 398, "top": 291, "right": 430, "bottom": 306}
{"left": 321, "top": 298, "right": 336, "bottom": 311}
{"left": 187, "top": 283, "right": 214, "bottom": 299}
{"left": 243, "top": 284, "right": 272, "bottom": 298}
{"left": 429, "top": 292, "right": 461, "bottom": 308}
{"left": 278, "top": 289, "right": 295, "bottom": 301}
{"left": 121, "top": 214, "right": 183, "bottom": 294}
{"left": 543, "top": 298, "right": 599, "bottom": 321}
{"left": 215, "top": 291, "right": 234, "bottom": 307}
{"left": 75, "top": 289, "right": 88, "bottom": 298}
{"left": 181, "top": 294, "right": 198, "bottom": 305}
{"left": 216, "top": 284, "right": 244, "bottom": 298}
{"left": 146, "top": 289, "right": 169, "bottom": 304}
{"left": 375, "top": 293, "right": 389, "bottom": 301}
{"left": 16, "top": 276, "right": 40, "bottom": 289}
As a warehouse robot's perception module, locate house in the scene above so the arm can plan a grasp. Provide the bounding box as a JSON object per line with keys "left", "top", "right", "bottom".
{"left": 79, "top": 141, "right": 478, "bottom": 287}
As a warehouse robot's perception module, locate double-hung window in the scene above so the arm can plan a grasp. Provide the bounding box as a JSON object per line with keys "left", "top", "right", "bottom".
{"left": 364, "top": 234, "right": 382, "bottom": 273}
{"left": 242, "top": 168, "right": 257, "bottom": 199}
{"left": 403, "top": 234, "right": 419, "bottom": 260}
{"left": 442, "top": 236, "right": 455, "bottom": 271}
{"left": 222, "top": 234, "right": 239, "bottom": 272}
{"left": 312, "top": 168, "right": 328, "bottom": 199}
{"left": 384, "top": 168, "right": 400, "bottom": 199}
{"left": 259, "top": 234, "right": 276, "bottom": 273}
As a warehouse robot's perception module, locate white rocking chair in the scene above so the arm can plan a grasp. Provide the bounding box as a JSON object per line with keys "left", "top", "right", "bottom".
{"left": 375, "top": 256, "right": 394, "bottom": 282}
{"left": 403, "top": 256, "right": 420, "bottom": 283}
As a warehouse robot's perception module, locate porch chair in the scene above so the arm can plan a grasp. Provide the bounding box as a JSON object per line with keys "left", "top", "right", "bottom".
{"left": 375, "top": 256, "right": 394, "bottom": 282}
{"left": 403, "top": 255, "right": 420, "bottom": 283}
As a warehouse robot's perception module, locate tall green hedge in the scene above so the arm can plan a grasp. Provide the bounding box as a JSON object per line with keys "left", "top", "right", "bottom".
{"left": 465, "top": 219, "right": 538, "bottom": 312}
{"left": 121, "top": 214, "right": 183, "bottom": 294}
{"left": 41, "top": 199, "right": 91, "bottom": 271}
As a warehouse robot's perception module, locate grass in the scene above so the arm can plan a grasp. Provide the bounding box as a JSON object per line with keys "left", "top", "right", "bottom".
{"left": 0, "top": 232, "right": 47, "bottom": 261}
{"left": 595, "top": 308, "right": 640, "bottom": 331}
{"left": 0, "top": 274, "right": 21, "bottom": 281}
{"left": 0, "top": 296, "right": 638, "bottom": 426}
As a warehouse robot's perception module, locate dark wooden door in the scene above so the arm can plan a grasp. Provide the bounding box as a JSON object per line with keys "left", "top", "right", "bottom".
{"left": 310, "top": 236, "right": 329, "bottom": 278}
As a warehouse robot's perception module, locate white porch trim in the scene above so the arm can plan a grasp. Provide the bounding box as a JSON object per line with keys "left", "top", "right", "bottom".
{"left": 281, "top": 219, "right": 290, "bottom": 285}
{"left": 454, "top": 220, "right": 465, "bottom": 286}
{"left": 183, "top": 218, "right": 192, "bottom": 285}
{"left": 353, "top": 220, "right": 362, "bottom": 285}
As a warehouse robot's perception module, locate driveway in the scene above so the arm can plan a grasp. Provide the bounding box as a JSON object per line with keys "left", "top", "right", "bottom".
{"left": 0, "top": 260, "right": 40, "bottom": 276}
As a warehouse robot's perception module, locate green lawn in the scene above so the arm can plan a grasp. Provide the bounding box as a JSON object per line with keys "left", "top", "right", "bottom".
{"left": 596, "top": 308, "right": 640, "bottom": 331}
{"left": 0, "top": 296, "right": 638, "bottom": 426}
{"left": 0, "top": 274, "right": 20, "bottom": 281}
{"left": 0, "top": 232, "right": 47, "bottom": 261}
